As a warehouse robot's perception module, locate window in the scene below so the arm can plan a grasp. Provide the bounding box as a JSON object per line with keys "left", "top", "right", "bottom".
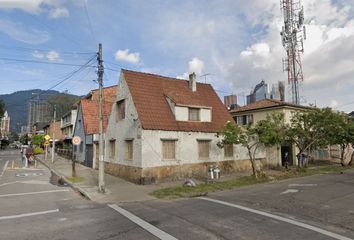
{"left": 109, "top": 139, "right": 116, "bottom": 158}
{"left": 224, "top": 144, "right": 233, "bottom": 158}
{"left": 116, "top": 100, "right": 125, "bottom": 121}
{"left": 188, "top": 108, "right": 200, "bottom": 121}
{"left": 236, "top": 114, "right": 253, "bottom": 125}
{"left": 162, "top": 140, "right": 176, "bottom": 160}
{"left": 125, "top": 140, "right": 133, "bottom": 160}
{"left": 198, "top": 140, "right": 210, "bottom": 159}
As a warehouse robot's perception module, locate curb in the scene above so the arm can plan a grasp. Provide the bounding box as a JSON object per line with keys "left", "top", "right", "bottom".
{"left": 35, "top": 156, "right": 93, "bottom": 200}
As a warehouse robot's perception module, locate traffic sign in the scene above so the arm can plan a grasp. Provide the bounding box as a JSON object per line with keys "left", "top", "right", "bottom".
{"left": 44, "top": 134, "right": 51, "bottom": 141}
{"left": 72, "top": 136, "right": 81, "bottom": 145}
{"left": 44, "top": 141, "right": 49, "bottom": 147}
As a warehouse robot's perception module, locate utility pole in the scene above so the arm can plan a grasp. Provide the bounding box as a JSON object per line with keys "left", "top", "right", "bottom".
{"left": 97, "top": 43, "right": 105, "bottom": 193}
{"left": 51, "top": 105, "right": 56, "bottom": 163}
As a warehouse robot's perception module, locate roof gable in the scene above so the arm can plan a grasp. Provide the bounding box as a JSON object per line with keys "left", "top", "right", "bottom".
{"left": 80, "top": 85, "right": 117, "bottom": 135}
{"left": 122, "top": 69, "right": 234, "bottom": 132}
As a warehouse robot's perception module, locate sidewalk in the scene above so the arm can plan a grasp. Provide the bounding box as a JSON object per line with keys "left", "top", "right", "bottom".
{"left": 36, "top": 153, "right": 182, "bottom": 203}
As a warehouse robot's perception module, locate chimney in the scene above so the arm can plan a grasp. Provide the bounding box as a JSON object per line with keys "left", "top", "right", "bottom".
{"left": 189, "top": 72, "right": 197, "bottom": 92}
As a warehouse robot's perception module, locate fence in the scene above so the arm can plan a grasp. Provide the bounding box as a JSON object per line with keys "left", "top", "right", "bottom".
{"left": 56, "top": 148, "right": 72, "bottom": 160}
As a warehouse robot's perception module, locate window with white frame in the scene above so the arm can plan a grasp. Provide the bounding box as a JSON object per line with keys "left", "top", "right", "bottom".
{"left": 236, "top": 114, "right": 253, "bottom": 125}
{"left": 188, "top": 108, "right": 200, "bottom": 121}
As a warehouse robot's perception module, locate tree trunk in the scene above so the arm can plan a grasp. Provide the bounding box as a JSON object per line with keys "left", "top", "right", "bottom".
{"left": 340, "top": 144, "right": 345, "bottom": 166}
{"left": 348, "top": 150, "right": 354, "bottom": 166}
{"left": 247, "top": 146, "right": 257, "bottom": 179}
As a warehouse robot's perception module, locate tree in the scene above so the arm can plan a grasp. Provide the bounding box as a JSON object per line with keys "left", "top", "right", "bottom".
{"left": 217, "top": 113, "right": 287, "bottom": 178}
{"left": 287, "top": 107, "right": 352, "bottom": 166}
{"left": 31, "top": 134, "right": 44, "bottom": 146}
{"left": 0, "top": 99, "right": 4, "bottom": 119}
{"left": 47, "top": 93, "right": 80, "bottom": 120}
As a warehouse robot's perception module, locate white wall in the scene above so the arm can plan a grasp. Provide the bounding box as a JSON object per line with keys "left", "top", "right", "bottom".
{"left": 105, "top": 74, "right": 143, "bottom": 168}
{"left": 200, "top": 109, "right": 211, "bottom": 122}
{"left": 175, "top": 106, "right": 188, "bottom": 121}
{"left": 140, "top": 130, "right": 266, "bottom": 168}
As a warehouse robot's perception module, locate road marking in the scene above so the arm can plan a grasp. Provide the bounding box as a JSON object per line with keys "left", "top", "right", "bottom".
{"left": 199, "top": 197, "right": 352, "bottom": 240}
{"left": 15, "top": 172, "right": 44, "bottom": 177}
{"left": 0, "top": 189, "right": 69, "bottom": 198}
{"left": 289, "top": 184, "right": 317, "bottom": 187}
{"left": 0, "top": 209, "right": 59, "bottom": 221}
{"left": 0, "top": 160, "right": 9, "bottom": 177}
{"left": 108, "top": 204, "right": 178, "bottom": 240}
{"left": 280, "top": 189, "right": 299, "bottom": 195}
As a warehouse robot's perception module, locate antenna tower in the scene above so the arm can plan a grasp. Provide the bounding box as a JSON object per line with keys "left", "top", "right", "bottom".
{"left": 280, "top": 0, "right": 306, "bottom": 104}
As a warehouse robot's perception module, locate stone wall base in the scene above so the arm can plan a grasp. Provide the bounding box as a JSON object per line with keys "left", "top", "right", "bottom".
{"left": 105, "top": 159, "right": 265, "bottom": 184}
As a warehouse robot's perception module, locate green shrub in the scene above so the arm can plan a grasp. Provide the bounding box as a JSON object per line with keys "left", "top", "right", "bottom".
{"left": 33, "top": 147, "right": 44, "bottom": 155}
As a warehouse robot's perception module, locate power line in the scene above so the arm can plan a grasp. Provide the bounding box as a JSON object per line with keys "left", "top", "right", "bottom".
{"left": 84, "top": 0, "right": 97, "bottom": 45}
{"left": 0, "top": 57, "right": 97, "bottom": 68}
{"left": 3, "top": 55, "right": 97, "bottom": 108}
{"left": 0, "top": 44, "right": 95, "bottom": 55}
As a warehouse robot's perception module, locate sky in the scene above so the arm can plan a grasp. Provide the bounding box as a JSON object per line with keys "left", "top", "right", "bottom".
{"left": 0, "top": 0, "right": 353, "bottom": 113}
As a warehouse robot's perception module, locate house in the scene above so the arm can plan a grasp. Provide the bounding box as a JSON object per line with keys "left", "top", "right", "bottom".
{"left": 43, "top": 121, "right": 63, "bottom": 144}
{"left": 104, "top": 69, "right": 240, "bottom": 184}
{"left": 61, "top": 109, "right": 77, "bottom": 141}
{"left": 72, "top": 86, "right": 116, "bottom": 168}
{"left": 230, "top": 99, "right": 311, "bottom": 167}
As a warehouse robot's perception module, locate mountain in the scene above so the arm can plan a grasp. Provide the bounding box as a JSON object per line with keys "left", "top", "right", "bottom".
{"left": 0, "top": 89, "right": 80, "bottom": 133}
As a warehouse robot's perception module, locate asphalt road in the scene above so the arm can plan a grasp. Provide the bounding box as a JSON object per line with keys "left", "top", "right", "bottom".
{"left": 1, "top": 149, "right": 354, "bottom": 240}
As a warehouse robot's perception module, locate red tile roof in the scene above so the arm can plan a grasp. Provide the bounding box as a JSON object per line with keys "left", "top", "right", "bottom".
{"left": 84, "top": 85, "right": 117, "bottom": 102}
{"left": 230, "top": 99, "right": 310, "bottom": 113}
{"left": 122, "top": 69, "right": 234, "bottom": 133}
{"left": 81, "top": 86, "right": 117, "bottom": 135}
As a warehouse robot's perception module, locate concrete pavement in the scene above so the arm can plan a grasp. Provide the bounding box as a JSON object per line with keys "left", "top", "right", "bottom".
{"left": 36, "top": 152, "right": 177, "bottom": 203}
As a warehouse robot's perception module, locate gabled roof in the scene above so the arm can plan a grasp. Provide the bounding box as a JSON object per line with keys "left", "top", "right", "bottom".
{"left": 81, "top": 85, "right": 117, "bottom": 135}
{"left": 122, "top": 69, "right": 234, "bottom": 133}
{"left": 83, "top": 85, "right": 116, "bottom": 102}
{"left": 230, "top": 99, "right": 311, "bottom": 114}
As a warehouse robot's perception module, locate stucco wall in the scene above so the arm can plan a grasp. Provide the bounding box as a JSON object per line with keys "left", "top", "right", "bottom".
{"left": 104, "top": 74, "right": 143, "bottom": 168}
{"left": 72, "top": 105, "right": 86, "bottom": 163}
{"left": 140, "top": 129, "right": 266, "bottom": 168}
{"left": 175, "top": 106, "right": 188, "bottom": 121}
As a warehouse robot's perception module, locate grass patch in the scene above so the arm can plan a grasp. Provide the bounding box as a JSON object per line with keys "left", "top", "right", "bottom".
{"left": 151, "top": 164, "right": 354, "bottom": 199}
{"left": 67, "top": 176, "right": 85, "bottom": 183}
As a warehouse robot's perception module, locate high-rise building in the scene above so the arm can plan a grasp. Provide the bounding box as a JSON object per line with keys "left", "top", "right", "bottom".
{"left": 224, "top": 95, "right": 237, "bottom": 110}
{"left": 247, "top": 80, "right": 285, "bottom": 105}
{"left": 0, "top": 111, "right": 10, "bottom": 139}
{"left": 27, "top": 99, "right": 52, "bottom": 131}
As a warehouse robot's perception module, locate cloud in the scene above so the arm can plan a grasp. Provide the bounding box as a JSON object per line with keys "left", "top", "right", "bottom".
{"left": 0, "top": 19, "right": 50, "bottom": 44}
{"left": 115, "top": 49, "right": 140, "bottom": 64}
{"left": 177, "top": 57, "right": 204, "bottom": 79}
{"left": 0, "top": 0, "right": 70, "bottom": 18}
{"left": 46, "top": 50, "right": 60, "bottom": 61}
{"left": 32, "top": 50, "right": 45, "bottom": 59}
{"left": 48, "top": 7, "right": 69, "bottom": 19}
{"left": 32, "top": 50, "right": 61, "bottom": 61}
{"left": 188, "top": 57, "right": 204, "bottom": 75}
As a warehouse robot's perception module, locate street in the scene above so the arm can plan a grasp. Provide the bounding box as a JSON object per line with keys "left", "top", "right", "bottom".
{"left": 1, "top": 149, "right": 354, "bottom": 240}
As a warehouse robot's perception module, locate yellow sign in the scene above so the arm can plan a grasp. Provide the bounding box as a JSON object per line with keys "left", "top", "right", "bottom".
{"left": 44, "top": 134, "right": 51, "bottom": 141}
{"left": 44, "top": 140, "right": 49, "bottom": 147}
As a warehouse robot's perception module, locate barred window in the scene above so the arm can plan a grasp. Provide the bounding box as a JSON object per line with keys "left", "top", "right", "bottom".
{"left": 198, "top": 140, "right": 210, "bottom": 159}
{"left": 109, "top": 139, "right": 116, "bottom": 158}
{"left": 188, "top": 108, "right": 200, "bottom": 121}
{"left": 162, "top": 140, "right": 176, "bottom": 160}
{"left": 125, "top": 140, "right": 133, "bottom": 160}
{"left": 224, "top": 144, "right": 233, "bottom": 158}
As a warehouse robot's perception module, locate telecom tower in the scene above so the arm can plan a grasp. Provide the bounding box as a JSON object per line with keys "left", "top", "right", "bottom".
{"left": 280, "top": 0, "right": 306, "bottom": 105}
